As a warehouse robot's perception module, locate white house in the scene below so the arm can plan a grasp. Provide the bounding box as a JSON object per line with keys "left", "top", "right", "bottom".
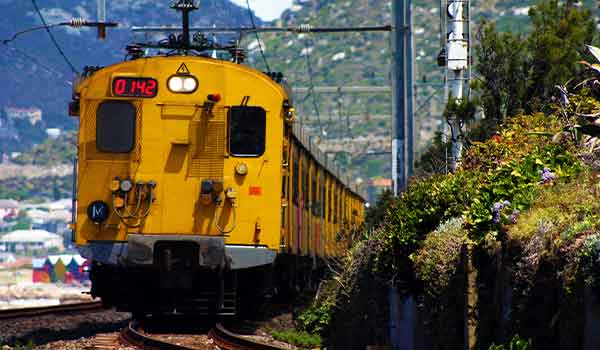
{"left": 0, "top": 229, "right": 64, "bottom": 253}
{"left": 4, "top": 107, "right": 42, "bottom": 125}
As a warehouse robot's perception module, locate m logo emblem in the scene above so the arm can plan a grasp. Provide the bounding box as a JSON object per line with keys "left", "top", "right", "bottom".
{"left": 87, "top": 200, "right": 109, "bottom": 223}
{"left": 93, "top": 206, "right": 104, "bottom": 217}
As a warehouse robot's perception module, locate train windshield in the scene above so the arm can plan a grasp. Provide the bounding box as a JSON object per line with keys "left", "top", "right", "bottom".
{"left": 229, "top": 106, "right": 266, "bottom": 157}
{"left": 96, "top": 101, "right": 136, "bottom": 153}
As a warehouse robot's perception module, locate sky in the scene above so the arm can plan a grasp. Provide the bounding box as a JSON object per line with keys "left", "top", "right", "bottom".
{"left": 229, "top": 0, "right": 294, "bottom": 21}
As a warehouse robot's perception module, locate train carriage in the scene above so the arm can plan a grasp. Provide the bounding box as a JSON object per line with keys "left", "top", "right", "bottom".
{"left": 71, "top": 17, "right": 365, "bottom": 317}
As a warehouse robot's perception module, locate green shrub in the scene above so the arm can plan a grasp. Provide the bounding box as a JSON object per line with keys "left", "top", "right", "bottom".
{"left": 297, "top": 296, "right": 334, "bottom": 336}
{"left": 412, "top": 217, "right": 468, "bottom": 297}
{"left": 580, "top": 234, "right": 600, "bottom": 291}
{"left": 385, "top": 171, "right": 479, "bottom": 261}
{"left": 488, "top": 335, "right": 532, "bottom": 350}
{"left": 270, "top": 329, "right": 321, "bottom": 348}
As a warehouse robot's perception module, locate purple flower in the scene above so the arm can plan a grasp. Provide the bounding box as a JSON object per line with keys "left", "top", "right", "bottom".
{"left": 493, "top": 213, "right": 500, "bottom": 224}
{"left": 492, "top": 201, "right": 510, "bottom": 224}
{"left": 510, "top": 209, "right": 520, "bottom": 224}
{"left": 539, "top": 168, "right": 556, "bottom": 183}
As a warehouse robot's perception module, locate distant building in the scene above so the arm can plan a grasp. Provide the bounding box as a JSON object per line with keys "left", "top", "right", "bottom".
{"left": 33, "top": 254, "right": 89, "bottom": 284}
{"left": 367, "top": 178, "right": 392, "bottom": 204}
{"left": 0, "top": 252, "right": 16, "bottom": 264}
{"left": 46, "top": 128, "right": 61, "bottom": 139}
{"left": 4, "top": 107, "right": 42, "bottom": 125}
{"left": 370, "top": 178, "right": 392, "bottom": 188}
{"left": 0, "top": 229, "right": 64, "bottom": 253}
{"left": 0, "top": 200, "right": 19, "bottom": 220}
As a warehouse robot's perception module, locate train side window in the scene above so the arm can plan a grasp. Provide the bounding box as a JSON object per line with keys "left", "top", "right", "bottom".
{"left": 328, "top": 179, "right": 332, "bottom": 222}
{"left": 334, "top": 185, "right": 338, "bottom": 224}
{"left": 302, "top": 159, "right": 309, "bottom": 203}
{"left": 96, "top": 101, "right": 136, "bottom": 153}
{"left": 292, "top": 149, "right": 299, "bottom": 205}
{"left": 312, "top": 173, "right": 318, "bottom": 216}
{"left": 321, "top": 181, "right": 326, "bottom": 218}
{"left": 229, "top": 106, "right": 266, "bottom": 157}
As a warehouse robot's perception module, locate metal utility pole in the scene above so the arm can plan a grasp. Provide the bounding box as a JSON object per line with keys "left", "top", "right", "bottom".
{"left": 391, "top": 0, "right": 414, "bottom": 196}
{"left": 96, "top": 0, "right": 107, "bottom": 39}
{"left": 445, "top": 0, "right": 470, "bottom": 171}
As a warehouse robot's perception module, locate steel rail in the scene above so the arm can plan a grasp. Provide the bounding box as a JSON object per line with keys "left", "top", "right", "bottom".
{"left": 0, "top": 301, "right": 103, "bottom": 320}
{"left": 121, "top": 320, "right": 288, "bottom": 350}
{"left": 209, "top": 323, "right": 288, "bottom": 350}
{"left": 120, "top": 321, "right": 197, "bottom": 350}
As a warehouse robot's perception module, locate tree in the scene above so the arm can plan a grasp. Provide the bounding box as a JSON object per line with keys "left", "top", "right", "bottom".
{"left": 474, "top": 21, "right": 530, "bottom": 131}
{"left": 473, "top": 0, "right": 596, "bottom": 136}
{"left": 415, "top": 132, "right": 451, "bottom": 176}
{"left": 365, "top": 189, "right": 394, "bottom": 229}
{"left": 527, "top": 0, "right": 595, "bottom": 102}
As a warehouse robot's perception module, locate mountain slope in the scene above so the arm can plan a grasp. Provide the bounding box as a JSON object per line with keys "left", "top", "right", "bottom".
{"left": 0, "top": 0, "right": 260, "bottom": 140}
{"left": 246, "top": 0, "right": 598, "bottom": 191}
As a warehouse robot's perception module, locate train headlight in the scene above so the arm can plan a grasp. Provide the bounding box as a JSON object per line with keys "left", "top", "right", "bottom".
{"left": 168, "top": 76, "right": 184, "bottom": 92}
{"left": 183, "top": 77, "right": 197, "bottom": 91}
{"left": 168, "top": 75, "right": 198, "bottom": 93}
{"left": 235, "top": 162, "right": 248, "bottom": 176}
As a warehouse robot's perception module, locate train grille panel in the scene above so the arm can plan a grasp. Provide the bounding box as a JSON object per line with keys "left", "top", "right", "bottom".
{"left": 188, "top": 106, "right": 226, "bottom": 179}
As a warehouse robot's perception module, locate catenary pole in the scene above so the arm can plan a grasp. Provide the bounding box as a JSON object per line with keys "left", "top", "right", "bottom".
{"left": 446, "top": 0, "right": 470, "bottom": 170}
{"left": 391, "top": 0, "right": 414, "bottom": 196}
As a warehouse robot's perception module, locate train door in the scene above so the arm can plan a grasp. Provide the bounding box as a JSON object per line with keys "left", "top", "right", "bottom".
{"left": 281, "top": 129, "right": 291, "bottom": 252}
{"left": 317, "top": 169, "right": 325, "bottom": 258}
{"left": 291, "top": 145, "right": 300, "bottom": 255}
{"left": 301, "top": 152, "right": 309, "bottom": 256}
{"left": 310, "top": 163, "right": 317, "bottom": 257}
{"left": 325, "top": 173, "right": 333, "bottom": 256}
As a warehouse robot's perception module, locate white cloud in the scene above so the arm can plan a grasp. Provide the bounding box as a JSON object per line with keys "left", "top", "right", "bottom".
{"left": 229, "top": 0, "right": 293, "bottom": 21}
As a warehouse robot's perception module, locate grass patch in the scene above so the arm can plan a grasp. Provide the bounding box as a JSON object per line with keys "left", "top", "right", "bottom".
{"left": 270, "top": 329, "right": 321, "bottom": 349}
{"left": 508, "top": 173, "right": 600, "bottom": 243}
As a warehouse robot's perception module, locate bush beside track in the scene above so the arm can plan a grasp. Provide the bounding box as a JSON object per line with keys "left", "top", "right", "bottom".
{"left": 293, "top": 59, "right": 600, "bottom": 350}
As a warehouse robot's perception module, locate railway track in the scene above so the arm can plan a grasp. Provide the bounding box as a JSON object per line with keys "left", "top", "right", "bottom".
{"left": 209, "top": 323, "right": 288, "bottom": 350}
{"left": 2, "top": 304, "right": 290, "bottom": 350}
{"left": 120, "top": 320, "right": 288, "bottom": 350}
{"left": 0, "top": 301, "right": 104, "bottom": 320}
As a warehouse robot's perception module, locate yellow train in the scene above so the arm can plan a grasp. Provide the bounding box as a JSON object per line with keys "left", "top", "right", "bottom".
{"left": 70, "top": 12, "right": 365, "bottom": 316}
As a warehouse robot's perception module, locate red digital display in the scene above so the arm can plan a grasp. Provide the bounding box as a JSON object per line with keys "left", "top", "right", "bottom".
{"left": 112, "top": 77, "right": 158, "bottom": 98}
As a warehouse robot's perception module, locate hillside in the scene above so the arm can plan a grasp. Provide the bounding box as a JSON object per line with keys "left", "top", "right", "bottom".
{"left": 3, "top": 0, "right": 600, "bottom": 199}
{"left": 250, "top": 0, "right": 599, "bottom": 189}
{"left": 0, "top": 0, "right": 260, "bottom": 146}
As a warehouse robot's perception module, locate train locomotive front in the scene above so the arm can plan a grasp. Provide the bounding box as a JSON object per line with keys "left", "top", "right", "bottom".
{"left": 73, "top": 56, "right": 288, "bottom": 315}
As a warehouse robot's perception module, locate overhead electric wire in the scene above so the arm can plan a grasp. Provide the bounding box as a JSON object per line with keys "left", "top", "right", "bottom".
{"left": 5, "top": 45, "right": 65, "bottom": 78}
{"left": 2, "top": 23, "right": 63, "bottom": 44}
{"left": 244, "top": 0, "right": 271, "bottom": 72}
{"left": 30, "top": 0, "right": 78, "bottom": 74}
{"left": 303, "top": 39, "right": 324, "bottom": 135}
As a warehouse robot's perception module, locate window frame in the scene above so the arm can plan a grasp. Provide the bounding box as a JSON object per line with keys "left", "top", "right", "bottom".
{"left": 227, "top": 106, "right": 267, "bottom": 158}
{"left": 95, "top": 100, "right": 136, "bottom": 154}
{"left": 292, "top": 148, "right": 299, "bottom": 205}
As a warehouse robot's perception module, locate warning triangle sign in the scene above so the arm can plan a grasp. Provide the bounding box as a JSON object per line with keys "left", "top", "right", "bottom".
{"left": 176, "top": 63, "right": 190, "bottom": 75}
